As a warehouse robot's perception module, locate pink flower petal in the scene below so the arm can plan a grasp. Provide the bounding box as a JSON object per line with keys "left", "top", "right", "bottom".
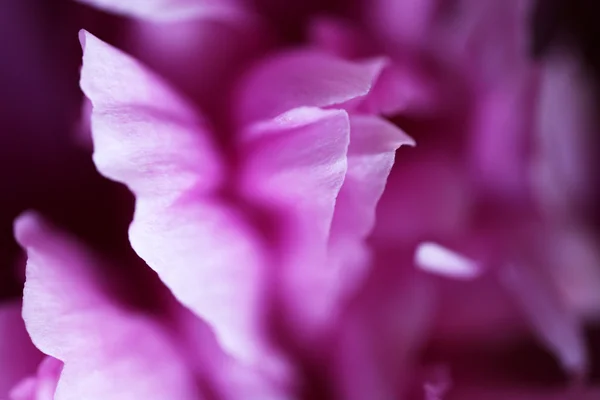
{"left": 308, "top": 17, "right": 438, "bottom": 116}
{"left": 0, "top": 302, "right": 43, "bottom": 399}
{"left": 366, "top": 0, "right": 437, "bottom": 48}
{"left": 532, "top": 51, "right": 595, "bottom": 219}
{"left": 240, "top": 107, "right": 349, "bottom": 337}
{"left": 499, "top": 262, "right": 587, "bottom": 377}
{"left": 333, "top": 115, "right": 415, "bottom": 239}
{"left": 9, "top": 356, "right": 62, "bottom": 400}
{"left": 235, "top": 50, "right": 385, "bottom": 125}
{"left": 76, "top": 0, "right": 248, "bottom": 22}
{"left": 81, "top": 32, "right": 284, "bottom": 373}
{"left": 241, "top": 111, "right": 412, "bottom": 339}
{"left": 327, "top": 115, "right": 415, "bottom": 304}
{"left": 372, "top": 150, "right": 470, "bottom": 245}
{"left": 467, "top": 73, "right": 536, "bottom": 200}
{"left": 14, "top": 212, "right": 201, "bottom": 400}
{"left": 333, "top": 263, "right": 435, "bottom": 400}
{"left": 308, "top": 16, "right": 376, "bottom": 59}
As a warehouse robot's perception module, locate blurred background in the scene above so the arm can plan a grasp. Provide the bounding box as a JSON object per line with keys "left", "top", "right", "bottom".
{"left": 0, "top": 0, "right": 135, "bottom": 301}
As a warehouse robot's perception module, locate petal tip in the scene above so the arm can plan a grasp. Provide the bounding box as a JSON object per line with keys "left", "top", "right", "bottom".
{"left": 14, "top": 211, "right": 46, "bottom": 249}
{"left": 78, "top": 29, "right": 88, "bottom": 50}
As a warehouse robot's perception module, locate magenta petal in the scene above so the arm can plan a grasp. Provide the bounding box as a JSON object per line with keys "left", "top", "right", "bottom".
{"left": 500, "top": 263, "right": 587, "bottom": 376}
{"left": 81, "top": 32, "right": 282, "bottom": 371}
{"left": 334, "top": 267, "right": 435, "bottom": 400}
{"left": 235, "top": 50, "right": 385, "bottom": 125}
{"left": 76, "top": 0, "right": 248, "bottom": 21}
{"left": 333, "top": 115, "right": 414, "bottom": 240}
{"left": 9, "top": 356, "right": 62, "bottom": 400}
{"left": 533, "top": 52, "right": 594, "bottom": 218}
{"left": 241, "top": 107, "right": 350, "bottom": 336}
{"left": 79, "top": 30, "right": 205, "bottom": 132}
{"left": 467, "top": 75, "right": 535, "bottom": 199}
{"left": 0, "top": 302, "right": 43, "bottom": 399}
{"left": 366, "top": 0, "right": 437, "bottom": 47}
{"left": 14, "top": 212, "right": 201, "bottom": 400}
{"left": 327, "top": 116, "right": 414, "bottom": 299}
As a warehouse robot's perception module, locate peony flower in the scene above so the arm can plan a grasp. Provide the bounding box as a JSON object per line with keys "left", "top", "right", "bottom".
{"left": 2, "top": 0, "right": 600, "bottom": 399}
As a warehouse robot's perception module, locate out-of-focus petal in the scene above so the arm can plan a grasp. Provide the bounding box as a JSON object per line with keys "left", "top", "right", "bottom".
{"left": 240, "top": 107, "right": 349, "bottom": 337}
{"left": 365, "top": 0, "right": 438, "bottom": 48}
{"left": 333, "top": 262, "right": 435, "bottom": 400}
{"left": 81, "top": 31, "right": 284, "bottom": 375}
{"left": 544, "top": 228, "right": 600, "bottom": 319}
{"left": 468, "top": 75, "right": 536, "bottom": 199}
{"left": 14, "top": 212, "right": 202, "bottom": 400}
{"left": 308, "top": 16, "right": 373, "bottom": 59}
{"left": 532, "top": 50, "right": 594, "bottom": 220}
{"left": 499, "top": 262, "right": 587, "bottom": 376}
{"left": 234, "top": 50, "right": 385, "bottom": 125}
{"left": 308, "top": 16, "right": 438, "bottom": 116}
{"left": 76, "top": 0, "right": 248, "bottom": 22}
{"left": 9, "top": 356, "right": 62, "bottom": 400}
{"left": 0, "top": 302, "right": 43, "bottom": 399}
{"left": 372, "top": 151, "right": 470, "bottom": 245}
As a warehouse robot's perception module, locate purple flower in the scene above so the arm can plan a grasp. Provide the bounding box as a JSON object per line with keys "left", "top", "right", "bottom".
{"left": 2, "top": 0, "right": 600, "bottom": 399}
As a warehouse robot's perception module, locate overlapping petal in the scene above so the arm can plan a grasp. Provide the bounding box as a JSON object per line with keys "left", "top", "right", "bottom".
{"left": 533, "top": 51, "right": 595, "bottom": 219}
{"left": 234, "top": 50, "right": 386, "bottom": 125}
{"left": 239, "top": 107, "right": 350, "bottom": 337}
{"left": 0, "top": 301, "right": 43, "bottom": 399}
{"left": 14, "top": 212, "right": 201, "bottom": 400}
{"left": 81, "top": 31, "right": 283, "bottom": 374}
{"left": 500, "top": 262, "right": 587, "bottom": 376}
{"left": 239, "top": 110, "right": 413, "bottom": 340}
{"left": 327, "top": 115, "right": 414, "bottom": 303}
{"left": 9, "top": 356, "right": 62, "bottom": 400}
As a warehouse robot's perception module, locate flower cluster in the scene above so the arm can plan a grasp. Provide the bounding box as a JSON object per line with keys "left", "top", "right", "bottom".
{"left": 1, "top": 0, "right": 599, "bottom": 399}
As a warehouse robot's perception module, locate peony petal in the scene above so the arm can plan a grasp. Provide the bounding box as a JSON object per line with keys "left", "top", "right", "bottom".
{"left": 308, "top": 16, "right": 373, "bottom": 60}
{"left": 532, "top": 50, "right": 594, "bottom": 219}
{"left": 0, "top": 302, "right": 43, "bottom": 399}
{"left": 366, "top": 0, "right": 438, "bottom": 48}
{"left": 327, "top": 115, "right": 414, "bottom": 307}
{"left": 240, "top": 107, "right": 349, "bottom": 337}
{"left": 332, "top": 115, "right": 414, "bottom": 240}
{"left": 14, "top": 212, "right": 201, "bottom": 400}
{"left": 81, "top": 32, "right": 283, "bottom": 372}
{"left": 468, "top": 74, "right": 536, "bottom": 200}
{"left": 79, "top": 31, "right": 202, "bottom": 129}
{"left": 333, "top": 260, "right": 435, "bottom": 400}
{"left": 308, "top": 16, "right": 438, "bottom": 116}
{"left": 499, "top": 262, "right": 587, "bottom": 377}
{"left": 371, "top": 150, "right": 470, "bottom": 245}
{"left": 235, "top": 50, "right": 385, "bottom": 125}
{"left": 9, "top": 356, "right": 62, "bottom": 400}
{"left": 76, "top": 0, "right": 248, "bottom": 22}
